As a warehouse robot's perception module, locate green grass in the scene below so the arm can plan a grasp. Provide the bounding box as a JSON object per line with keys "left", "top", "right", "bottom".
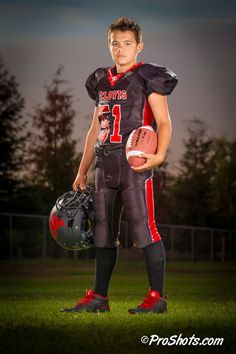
{"left": 0, "top": 259, "right": 236, "bottom": 354}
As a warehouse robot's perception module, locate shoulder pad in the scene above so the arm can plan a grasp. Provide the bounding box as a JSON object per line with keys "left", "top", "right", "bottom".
{"left": 85, "top": 67, "right": 108, "bottom": 104}
{"left": 138, "top": 63, "right": 178, "bottom": 95}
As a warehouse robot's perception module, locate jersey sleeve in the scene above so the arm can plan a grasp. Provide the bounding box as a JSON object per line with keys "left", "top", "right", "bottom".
{"left": 85, "top": 67, "right": 107, "bottom": 106}
{"left": 138, "top": 63, "right": 178, "bottom": 96}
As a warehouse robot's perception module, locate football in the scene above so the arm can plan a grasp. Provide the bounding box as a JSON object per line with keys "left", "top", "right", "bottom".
{"left": 126, "top": 125, "right": 158, "bottom": 167}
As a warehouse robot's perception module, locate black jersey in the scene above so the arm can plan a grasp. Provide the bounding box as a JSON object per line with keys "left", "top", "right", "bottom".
{"left": 85, "top": 61, "right": 178, "bottom": 150}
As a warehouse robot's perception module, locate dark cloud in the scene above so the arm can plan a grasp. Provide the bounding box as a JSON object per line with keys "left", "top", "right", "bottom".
{"left": 1, "top": 0, "right": 235, "bottom": 17}
{"left": 0, "top": 0, "right": 235, "bottom": 38}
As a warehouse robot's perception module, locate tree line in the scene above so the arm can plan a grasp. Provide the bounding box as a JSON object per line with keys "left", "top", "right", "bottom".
{"left": 0, "top": 55, "right": 235, "bottom": 230}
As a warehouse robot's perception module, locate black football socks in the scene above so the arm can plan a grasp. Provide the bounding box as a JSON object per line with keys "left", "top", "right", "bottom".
{"left": 93, "top": 246, "right": 118, "bottom": 297}
{"left": 143, "top": 240, "right": 166, "bottom": 296}
{"left": 93, "top": 241, "right": 165, "bottom": 298}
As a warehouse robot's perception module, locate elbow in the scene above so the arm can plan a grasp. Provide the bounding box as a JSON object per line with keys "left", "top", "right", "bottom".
{"left": 158, "top": 119, "right": 172, "bottom": 133}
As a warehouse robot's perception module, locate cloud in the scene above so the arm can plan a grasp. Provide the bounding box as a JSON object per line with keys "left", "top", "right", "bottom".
{"left": 0, "top": 4, "right": 88, "bottom": 38}
{"left": 0, "top": 0, "right": 235, "bottom": 39}
{"left": 0, "top": 1, "right": 235, "bottom": 161}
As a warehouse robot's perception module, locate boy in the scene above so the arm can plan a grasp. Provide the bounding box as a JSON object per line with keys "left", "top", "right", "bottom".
{"left": 61, "top": 17, "right": 178, "bottom": 314}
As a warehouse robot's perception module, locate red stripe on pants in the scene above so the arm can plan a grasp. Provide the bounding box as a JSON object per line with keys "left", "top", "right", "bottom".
{"left": 145, "top": 177, "right": 161, "bottom": 242}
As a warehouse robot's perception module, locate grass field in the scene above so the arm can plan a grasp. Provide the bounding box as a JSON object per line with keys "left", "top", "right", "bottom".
{"left": 0, "top": 258, "right": 236, "bottom": 354}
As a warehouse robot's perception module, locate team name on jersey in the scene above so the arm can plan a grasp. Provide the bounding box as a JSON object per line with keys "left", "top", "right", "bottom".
{"left": 99, "top": 90, "right": 127, "bottom": 101}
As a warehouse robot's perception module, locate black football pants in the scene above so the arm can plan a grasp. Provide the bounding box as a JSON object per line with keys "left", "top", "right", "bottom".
{"left": 93, "top": 152, "right": 161, "bottom": 249}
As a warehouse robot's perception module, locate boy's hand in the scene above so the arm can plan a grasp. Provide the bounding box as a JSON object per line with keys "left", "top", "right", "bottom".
{"left": 72, "top": 174, "right": 87, "bottom": 191}
{"left": 131, "top": 153, "right": 164, "bottom": 172}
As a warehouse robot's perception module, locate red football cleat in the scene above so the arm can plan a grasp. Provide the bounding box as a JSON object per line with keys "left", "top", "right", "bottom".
{"left": 60, "top": 289, "right": 110, "bottom": 313}
{"left": 128, "top": 290, "right": 167, "bottom": 314}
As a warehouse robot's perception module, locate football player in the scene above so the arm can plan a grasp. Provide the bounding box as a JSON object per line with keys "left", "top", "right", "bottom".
{"left": 61, "top": 17, "right": 178, "bottom": 314}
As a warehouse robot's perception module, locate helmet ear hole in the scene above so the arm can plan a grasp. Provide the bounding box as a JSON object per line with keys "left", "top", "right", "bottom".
{"left": 68, "top": 219, "right": 74, "bottom": 228}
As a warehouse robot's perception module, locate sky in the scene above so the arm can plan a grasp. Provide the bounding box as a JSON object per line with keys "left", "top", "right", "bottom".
{"left": 0, "top": 0, "right": 235, "bottom": 167}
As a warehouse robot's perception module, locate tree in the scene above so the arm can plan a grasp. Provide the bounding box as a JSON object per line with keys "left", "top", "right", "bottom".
{"left": 170, "top": 117, "right": 213, "bottom": 226}
{"left": 29, "top": 66, "right": 81, "bottom": 212}
{"left": 208, "top": 137, "right": 236, "bottom": 229}
{"left": 0, "top": 55, "right": 28, "bottom": 211}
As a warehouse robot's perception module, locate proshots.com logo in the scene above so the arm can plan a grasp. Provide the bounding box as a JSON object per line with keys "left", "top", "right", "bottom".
{"left": 140, "top": 333, "right": 224, "bottom": 347}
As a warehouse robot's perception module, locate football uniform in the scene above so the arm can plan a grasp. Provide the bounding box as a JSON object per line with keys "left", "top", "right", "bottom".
{"left": 85, "top": 62, "right": 178, "bottom": 248}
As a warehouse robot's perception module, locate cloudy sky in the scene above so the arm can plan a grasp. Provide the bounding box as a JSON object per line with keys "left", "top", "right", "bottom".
{"left": 0, "top": 0, "right": 235, "bottom": 166}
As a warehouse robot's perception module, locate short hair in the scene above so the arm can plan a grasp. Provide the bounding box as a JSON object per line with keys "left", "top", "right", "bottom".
{"left": 108, "top": 17, "right": 142, "bottom": 44}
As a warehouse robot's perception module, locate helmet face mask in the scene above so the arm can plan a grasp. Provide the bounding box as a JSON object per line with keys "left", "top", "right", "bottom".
{"left": 49, "top": 186, "right": 94, "bottom": 250}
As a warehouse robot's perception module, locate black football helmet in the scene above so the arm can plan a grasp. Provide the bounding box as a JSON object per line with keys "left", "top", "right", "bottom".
{"left": 49, "top": 186, "right": 94, "bottom": 250}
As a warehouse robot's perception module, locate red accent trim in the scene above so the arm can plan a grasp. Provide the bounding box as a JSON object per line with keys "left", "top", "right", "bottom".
{"left": 138, "top": 290, "right": 161, "bottom": 309}
{"left": 145, "top": 178, "right": 161, "bottom": 242}
{"left": 77, "top": 290, "right": 95, "bottom": 306}
{"left": 108, "top": 61, "right": 143, "bottom": 87}
{"left": 108, "top": 70, "right": 124, "bottom": 87}
{"left": 143, "top": 98, "right": 154, "bottom": 126}
{"left": 149, "top": 290, "right": 160, "bottom": 298}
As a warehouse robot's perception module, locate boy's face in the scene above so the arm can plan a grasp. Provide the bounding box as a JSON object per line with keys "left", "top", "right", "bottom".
{"left": 108, "top": 30, "right": 143, "bottom": 70}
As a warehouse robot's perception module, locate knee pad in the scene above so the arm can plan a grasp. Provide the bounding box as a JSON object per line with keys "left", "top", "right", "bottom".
{"left": 93, "top": 189, "right": 122, "bottom": 248}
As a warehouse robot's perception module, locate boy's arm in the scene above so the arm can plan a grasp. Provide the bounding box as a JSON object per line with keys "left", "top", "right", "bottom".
{"left": 73, "top": 107, "right": 100, "bottom": 190}
{"left": 132, "top": 92, "right": 172, "bottom": 172}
